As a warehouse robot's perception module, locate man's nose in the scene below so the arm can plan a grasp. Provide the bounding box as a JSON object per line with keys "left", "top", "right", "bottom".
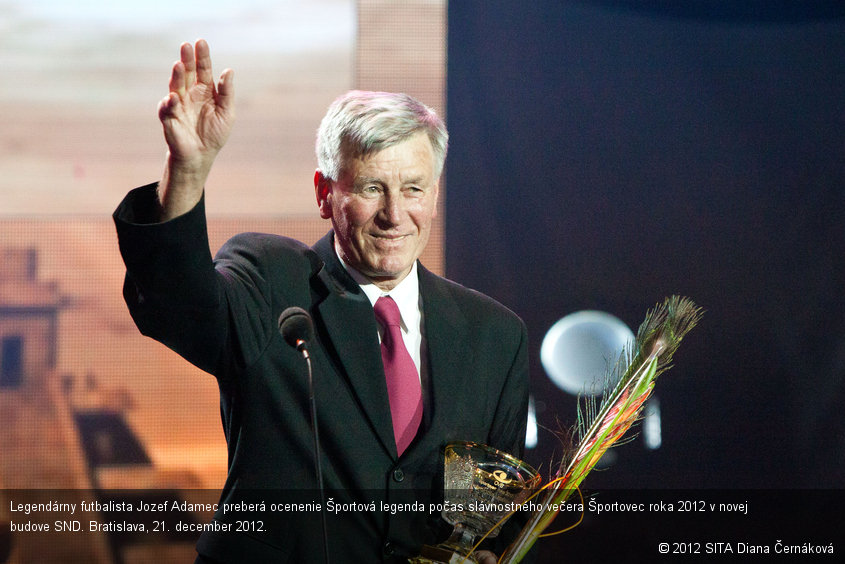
{"left": 379, "top": 192, "right": 404, "bottom": 225}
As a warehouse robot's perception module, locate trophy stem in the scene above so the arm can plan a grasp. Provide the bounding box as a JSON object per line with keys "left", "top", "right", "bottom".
{"left": 412, "top": 522, "right": 481, "bottom": 563}
{"left": 442, "top": 522, "right": 476, "bottom": 554}
{"left": 412, "top": 522, "right": 479, "bottom": 563}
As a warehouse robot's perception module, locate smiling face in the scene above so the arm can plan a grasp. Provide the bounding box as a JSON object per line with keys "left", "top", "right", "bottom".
{"left": 315, "top": 131, "right": 440, "bottom": 291}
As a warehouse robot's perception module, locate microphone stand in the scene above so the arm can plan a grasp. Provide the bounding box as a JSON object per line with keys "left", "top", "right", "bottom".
{"left": 280, "top": 307, "right": 330, "bottom": 564}
{"left": 297, "top": 344, "right": 330, "bottom": 564}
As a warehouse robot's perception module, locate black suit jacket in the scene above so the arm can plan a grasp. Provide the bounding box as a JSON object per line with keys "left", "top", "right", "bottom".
{"left": 114, "top": 184, "right": 530, "bottom": 563}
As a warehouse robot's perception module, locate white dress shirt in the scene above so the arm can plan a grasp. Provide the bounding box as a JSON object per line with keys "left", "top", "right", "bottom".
{"left": 338, "top": 258, "right": 427, "bottom": 384}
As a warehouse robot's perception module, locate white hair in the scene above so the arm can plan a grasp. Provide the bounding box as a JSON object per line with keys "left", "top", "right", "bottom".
{"left": 316, "top": 90, "right": 449, "bottom": 182}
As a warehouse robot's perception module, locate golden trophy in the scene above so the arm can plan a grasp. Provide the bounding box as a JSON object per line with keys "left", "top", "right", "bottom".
{"left": 411, "top": 442, "right": 540, "bottom": 564}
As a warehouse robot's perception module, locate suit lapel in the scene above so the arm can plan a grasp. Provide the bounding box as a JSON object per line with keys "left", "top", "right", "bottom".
{"left": 412, "top": 266, "right": 474, "bottom": 455}
{"left": 311, "top": 233, "right": 398, "bottom": 458}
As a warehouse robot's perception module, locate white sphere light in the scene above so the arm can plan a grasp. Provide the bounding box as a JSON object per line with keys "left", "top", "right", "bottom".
{"left": 541, "top": 310, "right": 635, "bottom": 396}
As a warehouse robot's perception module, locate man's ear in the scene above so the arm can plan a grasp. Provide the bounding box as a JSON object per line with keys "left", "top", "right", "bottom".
{"left": 314, "top": 170, "right": 332, "bottom": 219}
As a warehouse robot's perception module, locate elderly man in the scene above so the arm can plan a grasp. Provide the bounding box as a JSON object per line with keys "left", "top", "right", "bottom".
{"left": 114, "top": 40, "right": 529, "bottom": 564}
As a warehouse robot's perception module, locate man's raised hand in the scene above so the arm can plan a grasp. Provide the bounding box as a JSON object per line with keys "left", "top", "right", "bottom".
{"left": 157, "top": 39, "right": 235, "bottom": 220}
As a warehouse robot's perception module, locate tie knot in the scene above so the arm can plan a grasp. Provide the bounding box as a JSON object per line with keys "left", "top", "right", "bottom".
{"left": 374, "top": 296, "right": 402, "bottom": 328}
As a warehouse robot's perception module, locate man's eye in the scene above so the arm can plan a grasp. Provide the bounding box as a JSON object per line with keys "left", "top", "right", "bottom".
{"left": 362, "top": 185, "right": 380, "bottom": 194}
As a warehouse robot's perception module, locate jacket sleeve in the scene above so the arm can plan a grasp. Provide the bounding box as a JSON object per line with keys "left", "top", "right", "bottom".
{"left": 113, "top": 183, "right": 230, "bottom": 375}
{"left": 487, "top": 316, "right": 530, "bottom": 459}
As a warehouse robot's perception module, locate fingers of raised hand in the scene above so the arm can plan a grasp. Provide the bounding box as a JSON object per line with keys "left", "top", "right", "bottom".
{"left": 169, "top": 40, "right": 217, "bottom": 96}
{"left": 158, "top": 92, "right": 179, "bottom": 122}
{"left": 194, "top": 39, "right": 214, "bottom": 85}
{"left": 180, "top": 41, "right": 197, "bottom": 91}
{"left": 216, "top": 68, "right": 235, "bottom": 114}
{"left": 169, "top": 60, "right": 186, "bottom": 96}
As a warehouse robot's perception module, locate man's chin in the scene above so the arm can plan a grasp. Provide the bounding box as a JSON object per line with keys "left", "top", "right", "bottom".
{"left": 362, "top": 263, "right": 414, "bottom": 285}
{"left": 368, "top": 268, "right": 408, "bottom": 281}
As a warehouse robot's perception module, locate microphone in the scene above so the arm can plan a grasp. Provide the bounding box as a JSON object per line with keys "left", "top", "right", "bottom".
{"left": 277, "top": 306, "right": 329, "bottom": 564}
{"left": 278, "top": 306, "right": 315, "bottom": 358}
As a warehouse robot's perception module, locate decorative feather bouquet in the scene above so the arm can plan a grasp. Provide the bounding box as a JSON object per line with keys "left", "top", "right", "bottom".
{"left": 499, "top": 296, "right": 703, "bottom": 563}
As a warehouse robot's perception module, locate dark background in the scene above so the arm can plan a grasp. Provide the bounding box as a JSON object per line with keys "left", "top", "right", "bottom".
{"left": 446, "top": 0, "right": 845, "bottom": 493}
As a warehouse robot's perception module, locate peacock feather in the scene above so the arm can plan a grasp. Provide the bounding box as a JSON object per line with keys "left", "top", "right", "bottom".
{"left": 499, "top": 296, "right": 703, "bottom": 563}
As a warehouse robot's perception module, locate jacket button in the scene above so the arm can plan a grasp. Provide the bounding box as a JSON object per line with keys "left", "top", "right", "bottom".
{"left": 393, "top": 468, "right": 405, "bottom": 482}
{"left": 382, "top": 541, "right": 395, "bottom": 556}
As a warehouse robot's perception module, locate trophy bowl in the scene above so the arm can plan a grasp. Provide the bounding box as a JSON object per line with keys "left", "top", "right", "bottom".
{"left": 412, "top": 442, "right": 540, "bottom": 564}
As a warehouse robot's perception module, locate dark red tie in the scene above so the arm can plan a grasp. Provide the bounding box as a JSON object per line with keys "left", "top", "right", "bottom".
{"left": 374, "top": 296, "right": 423, "bottom": 456}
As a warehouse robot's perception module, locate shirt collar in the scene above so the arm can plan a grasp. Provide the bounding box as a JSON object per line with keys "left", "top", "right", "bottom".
{"left": 337, "top": 258, "right": 420, "bottom": 331}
